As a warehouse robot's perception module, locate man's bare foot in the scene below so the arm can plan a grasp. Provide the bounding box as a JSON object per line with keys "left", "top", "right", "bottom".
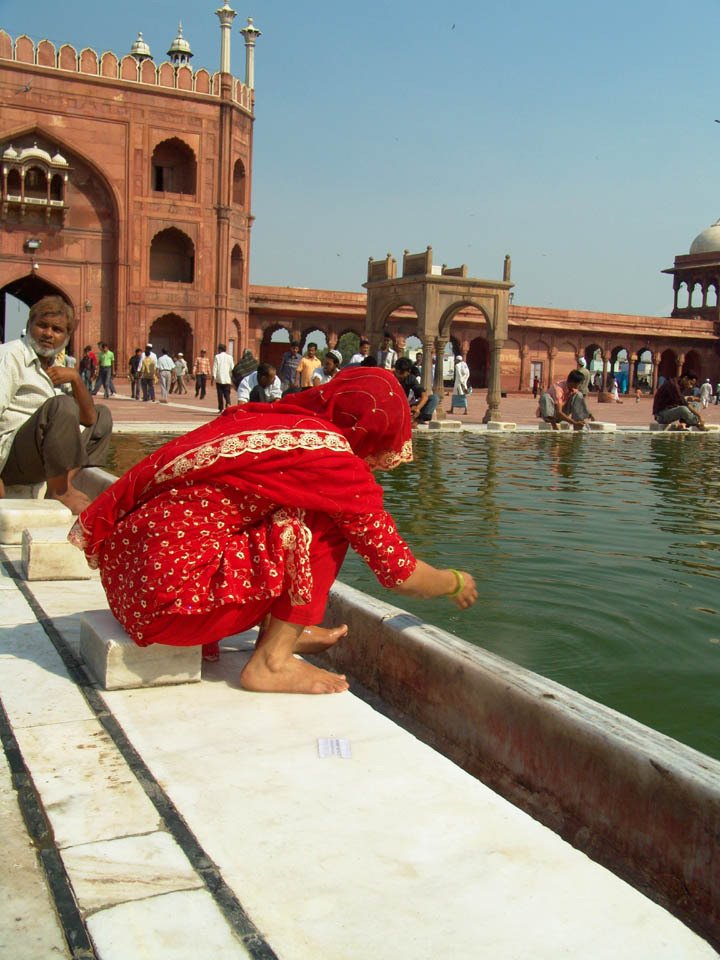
{"left": 294, "top": 624, "right": 348, "bottom": 654}
{"left": 240, "top": 652, "right": 349, "bottom": 694}
{"left": 50, "top": 487, "right": 91, "bottom": 515}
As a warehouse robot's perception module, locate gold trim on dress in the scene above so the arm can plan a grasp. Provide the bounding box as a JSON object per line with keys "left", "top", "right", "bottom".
{"left": 152, "top": 428, "right": 352, "bottom": 486}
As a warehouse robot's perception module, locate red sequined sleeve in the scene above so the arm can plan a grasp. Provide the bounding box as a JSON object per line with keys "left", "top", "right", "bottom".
{"left": 334, "top": 510, "right": 417, "bottom": 587}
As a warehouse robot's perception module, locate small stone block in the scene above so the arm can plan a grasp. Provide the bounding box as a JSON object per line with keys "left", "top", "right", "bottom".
{"left": 701, "top": 423, "right": 720, "bottom": 432}
{"left": 649, "top": 422, "right": 666, "bottom": 431}
{"left": 22, "top": 526, "right": 92, "bottom": 581}
{"left": 4, "top": 482, "right": 47, "bottom": 499}
{"left": 427, "top": 420, "right": 462, "bottom": 430}
{"left": 80, "top": 610, "right": 202, "bottom": 690}
{"left": 0, "top": 499, "right": 73, "bottom": 544}
{"left": 486, "top": 421, "right": 517, "bottom": 431}
{"left": 587, "top": 422, "right": 616, "bottom": 432}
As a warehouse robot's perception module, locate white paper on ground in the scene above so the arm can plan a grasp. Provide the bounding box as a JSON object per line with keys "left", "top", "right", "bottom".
{"left": 317, "top": 737, "right": 352, "bottom": 759}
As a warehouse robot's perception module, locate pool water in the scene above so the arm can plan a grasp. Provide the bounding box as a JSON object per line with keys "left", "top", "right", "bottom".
{"left": 108, "top": 431, "right": 720, "bottom": 760}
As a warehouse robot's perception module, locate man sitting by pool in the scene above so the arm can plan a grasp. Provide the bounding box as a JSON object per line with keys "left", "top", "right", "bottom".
{"left": 652, "top": 371, "right": 708, "bottom": 431}
{"left": 394, "top": 357, "right": 438, "bottom": 423}
{"left": 538, "top": 370, "right": 594, "bottom": 431}
{"left": 0, "top": 296, "right": 112, "bottom": 513}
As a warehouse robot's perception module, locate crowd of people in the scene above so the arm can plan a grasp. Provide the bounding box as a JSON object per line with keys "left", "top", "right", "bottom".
{"left": 113, "top": 333, "right": 466, "bottom": 422}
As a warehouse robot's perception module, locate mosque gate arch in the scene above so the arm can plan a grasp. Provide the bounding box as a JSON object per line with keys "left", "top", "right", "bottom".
{"left": 364, "top": 247, "right": 512, "bottom": 421}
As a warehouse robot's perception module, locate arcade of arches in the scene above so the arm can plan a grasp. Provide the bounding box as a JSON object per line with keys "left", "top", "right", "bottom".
{"left": 247, "top": 285, "right": 720, "bottom": 396}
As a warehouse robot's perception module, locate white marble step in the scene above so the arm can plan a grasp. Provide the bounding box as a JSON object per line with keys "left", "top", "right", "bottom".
{"left": 80, "top": 609, "right": 201, "bottom": 691}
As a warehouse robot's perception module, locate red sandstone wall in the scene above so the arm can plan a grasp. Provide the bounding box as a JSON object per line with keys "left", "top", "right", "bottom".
{"left": 0, "top": 30, "right": 253, "bottom": 365}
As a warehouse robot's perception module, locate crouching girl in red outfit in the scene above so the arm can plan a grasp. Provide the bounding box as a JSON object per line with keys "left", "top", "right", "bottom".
{"left": 70, "top": 367, "right": 477, "bottom": 694}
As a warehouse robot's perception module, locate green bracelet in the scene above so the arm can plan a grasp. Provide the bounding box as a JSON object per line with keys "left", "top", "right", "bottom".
{"left": 447, "top": 569, "right": 465, "bottom": 598}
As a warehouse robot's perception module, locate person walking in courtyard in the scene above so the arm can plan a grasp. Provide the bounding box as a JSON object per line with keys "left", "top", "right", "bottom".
{"left": 700, "top": 378, "right": 713, "bottom": 409}
{"left": 173, "top": 353, "right": 188, "bottom": 394}
{"left": 212, "top": 342, "right": 234, "bottom": 412}
{"left": 79, "top": 345, "right": 97, "bottom": 391}
{"left": 139, "top": 347, "right": 157, "bottom": 402}
{"left": 449, "top": 353, "right": 471, "bottom": 414}
{"left": 70, "top": 367, "right": 478, "bottom": 692}
{"left": 157, "top": 349, "right": 175, "bottom": 403}
{"left": 193, "top": 349, "right": 210, "bottom": 399}
{"left": 93, "top": 342, "right": 115, "bottom": 399}
{"left": 128, "top": 348, "right": 143, "bottom": 400}
{"left": 653, "top": 371, "right": 707, "bottom": 430}
{"left": 532, "top": 375, "right": 540, "bottom": 398}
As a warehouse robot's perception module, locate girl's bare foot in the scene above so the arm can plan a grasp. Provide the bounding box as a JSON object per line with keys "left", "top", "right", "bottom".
{"left": 240, "top": 652, "right": 348, "bottom": 694}
{"left": 294, "top": 624, "right": 348, "bottom": 654}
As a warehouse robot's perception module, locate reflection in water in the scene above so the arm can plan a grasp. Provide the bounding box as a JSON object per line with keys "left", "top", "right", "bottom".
{"left": 108, "top": 432, "right": 720, "bottom": 760}
{"left": 106, "top": 434, "right": 179, "bottom": 476}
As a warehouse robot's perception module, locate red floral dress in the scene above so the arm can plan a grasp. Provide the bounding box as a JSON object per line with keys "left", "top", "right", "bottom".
{"left": 71, "top": 368, "right": 418, "bottom": 647}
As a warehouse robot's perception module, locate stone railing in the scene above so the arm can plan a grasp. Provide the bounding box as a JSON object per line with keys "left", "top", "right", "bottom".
{"left": 0, "top": 30, "right": 252, "bottom": 111}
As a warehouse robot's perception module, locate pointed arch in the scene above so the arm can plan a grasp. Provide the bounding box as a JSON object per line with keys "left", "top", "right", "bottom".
{"left": 151, "top": 138, "right": 197, "bottom": 195}
{"left": 149, "top": 228, "right": 195, "bottom": 283}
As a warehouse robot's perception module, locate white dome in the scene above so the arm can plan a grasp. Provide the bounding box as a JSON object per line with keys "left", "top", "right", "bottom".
{"left": 17, "top": 143, "right": 53, "bottom": 164}
{"left": 690, "top": 219, "right": 720, "bottom": 255}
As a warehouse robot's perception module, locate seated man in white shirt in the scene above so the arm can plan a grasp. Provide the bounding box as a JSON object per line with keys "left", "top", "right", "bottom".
{"left": 0, "top": 296, "right": 112, "bottom": 514}
{"left": 236, "top": 362, "right": 283, "bottom": 404}
{"left": 311, "top": 350, "right": 342, "bottom": 386}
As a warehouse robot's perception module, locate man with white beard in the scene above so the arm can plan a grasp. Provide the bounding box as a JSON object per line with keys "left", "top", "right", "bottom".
{"left": 0, "top": 296, "right": 112, "bottom": 514}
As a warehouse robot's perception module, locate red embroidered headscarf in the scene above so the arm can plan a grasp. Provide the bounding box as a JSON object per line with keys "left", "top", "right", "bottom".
{"left": 71, "top": 365, "right": 413, "bottom": 564}
{"left": 275, "top": 366, "right": 413, "bottom": 470}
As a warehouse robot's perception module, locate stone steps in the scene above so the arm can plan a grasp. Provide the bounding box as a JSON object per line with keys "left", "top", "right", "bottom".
{"left": 0, "top": 499, "right": 73, "bottom": 545}
{"left": 22, "top": 525, "right": 92, "bottom": 581}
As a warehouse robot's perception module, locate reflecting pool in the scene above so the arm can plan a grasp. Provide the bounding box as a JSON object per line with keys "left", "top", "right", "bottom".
{"left": 107, "top": 431, "right": 720, "bottom": 760}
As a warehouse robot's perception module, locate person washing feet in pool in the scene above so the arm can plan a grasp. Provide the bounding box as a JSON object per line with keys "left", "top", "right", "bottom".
{"left": 0, "top": 296, "right": 112, "bottom": 514}
{"left": 653, "top": 372, "right": 708, "bottom": 431}
{"left": 537, "top": 370, "right": 594, "bottom": 431}
{"left": 70, "top": 368, "right": 477, "bottom": 693}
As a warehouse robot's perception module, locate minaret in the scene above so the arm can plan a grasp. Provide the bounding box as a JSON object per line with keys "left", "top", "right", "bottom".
{"left": 215, "top": 1, "right": 237, "bottom": 74}
{"left": 130, "top": 32, "right": 153, "bottom": 62}
{"left": 167, "top": 23, "right": 193, "bottom": 66}
{"left": 240, "top": 17, "right": 261, "bottom": 89}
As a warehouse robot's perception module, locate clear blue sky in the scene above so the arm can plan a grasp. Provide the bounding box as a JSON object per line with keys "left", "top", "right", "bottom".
{"left": 2, "top": 0, "right": 719, "bottom": 316}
